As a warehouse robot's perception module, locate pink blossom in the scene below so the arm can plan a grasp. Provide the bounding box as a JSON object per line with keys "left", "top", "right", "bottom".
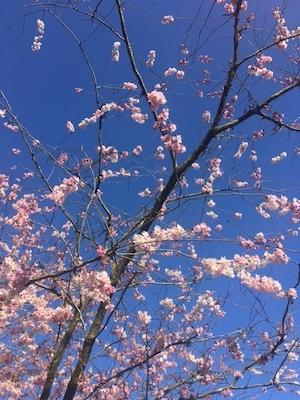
{"left": 233, "top": 180, "right": 248, "bottom": 188}
{"left": 202, "top": 110, "right": 211, "bottom": 123}
{"left": 132, "top": 145, "right": 143, "bottom": 155}
{"left": 271, "top": 152, "right": 287, "bottom": 164}
{"left": 23, "top": 171, "right": 34, "bottom": 179}
{"left": 176, "top": 70, "right": 185, "bottom": 79}
{"left": 122, "top": 82, "right": 137, "bottom": 91}
{"left": 146, "top": 50, "right": 156, "bottom": 67}
{"left": 193, "top": 222, "right": 211, "bottom": 238}
{"left": 0, "top": 174, "right": 9, "bottom": 197}
{"left": 164, "top": 67, "right": 177, "bottom": 77}
{"left": 44, "top": 176, "right": 80, "bottom": 205}
{"left": 111, "top": 41, "right": 121, "bottom": 62}
{"left": 138, "top": 188, "right": 152, "bottom": 197}
{"left": 36, "top": 19, "right": 45, "bottom": 34}
{"left": 3, "top": 122, "right": 19, "bottom": 132}
{"left": 131, "top": 110, "right": 148, "bottom": 124}
{"left": 206, "top": 210, "right": 218, "bottom": 219}
{"left": 73, "top": 270, "right": 115, "bottom": 303}
{"left": 242, "top": 273, "right": 283, "bottom": 296}
{"left": 99, "top": 145, "right": 119, "bottom": 163}
{"left": 155, "top": 146, "right": 165, "bottom": 160}
{"left": 66, "top": 120, "right": 75, "bottom": 133}
{"left": 273, "top": 7, "right": 291, "bottom": 50}
{"left": 147, "top": 90, "right": 167, "bottom": 110}
{"left": 202, "top": 257, "right": 234, "bottom": 277}
{"left": 161, "top": 15, "right": 175, "bottom": 25}
{"left": 31, "top": 19, "right": 45, "bottom": 52}
{"left": 137, "top": 310, "right": 151, "bottom": 325}
{"left": 209, "top": 158, "right": 223, "bottom": 181}
{"left": 56, "top": 153, "right": 68, "bottom": 166}
{"left": 248, "top": 65, "right": 274, "bottom": 79}
{"left": 197, "top": 54, "right": 213, "bottom": 64}
{"left": 12, "top": 148, "right": 21, "bottom": 155}
{"left": 161, "top": 134, "right": 186, "bottom": 154}
{"left": 234, "top": 141, "right": 248, "bottom": 159}
{"left": 287, "top": 288, "right": 297, "bottom": 300}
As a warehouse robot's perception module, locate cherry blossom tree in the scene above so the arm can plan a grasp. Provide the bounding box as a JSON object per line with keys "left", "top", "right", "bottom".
{"left": 1, "top": 0, "right": 300, "bottom": 399}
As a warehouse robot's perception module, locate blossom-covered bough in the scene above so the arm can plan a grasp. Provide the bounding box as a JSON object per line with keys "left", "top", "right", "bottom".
{"left": 1, "top": 0, "right": 300, "bottom": 399}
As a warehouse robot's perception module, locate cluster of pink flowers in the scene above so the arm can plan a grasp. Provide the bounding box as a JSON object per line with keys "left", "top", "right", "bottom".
{"left": 132, "top": 145, "right": 143, "bottom": 156}
{"left": 222, "top": 95, "right": 238, "bottom": 120}
{"left": 265, "top": 247, "right": 289, "bottom": 264}
{"left": 197, "top": 290, "right": 225, "bottom": 317}
{"left": 234, "top": 141, "right": 248, "bottom": 159}
{"left": 147, "top": 90, "right": 167, "bottom": 110}
{"left": 111, "top": 41, "right": 121, "bottom": 62}
{"left": 273, "top": 7, "right": 290, "bottom": 50}
{"left": 56, "top": 152, "right": 68, "bottom": 166}
{"left": 238, "top": 237, "right": 256, "bottom": 249}
{"left": 0, "top": 109, "right": 6, "bottom": 118}
{"left": 73, "top": 270, "right": 115, "bottom": 303}
{"left": 155, "top": 146, "right": 165, "bottom": 160}
{"left": 192, "top": 222, "right": 211, "bottom": 238}
{"left": 66, "top": 120, "right": 75, "bottom": 133}
{"left": 31, "top": 19, "right": 45, "bottom": 52}
{"left": 252, "top": 129, "right": 264, "bottom": 140}
{"left": 248, "top": 53, "right": 274, "bottom": 79}
{"left": 51, "top": 305, "right": 73, "bottom": 323}
{"left": 252, "top": 167, "right": 262, "bottom": 189}
{"left": 98, "top": 145, "right": 119, "bottom": 163}
{"left": 78, "top": 102, "right": 123, "bottom": 129}
{"left": 216, "top": 0, "right": 248, "bottom": 14}
{"left": 146, "top": 50, "right": 156, "bottom": 67}
{"left": 164, "top": 67, "right": 177, "bottom": 77}
{"left": 131, "top": 106, "right": 148, "bottom": 124}
{"left": 124, "top": 97, "right": 148, "bottom": 124}
{"left": 133, "top": 224, "right": 187, "bottom": 253}
{"left": 209, "top": 158, "right": 223, "bottom": 182}
{"left": 161, "top": 134, "right": 186, "bottom": 154}
{"left": 0, "top": 174, "right": 9, "bottom": 197}
{"left": 242, "top": 273, "right": 283, "bottom": 296}
{"left": 271, "top": 151, "right": 287, "bottom": 164}
{"left": 3, "top": 122, "right": 19, "bottom": 132}
{"left": 233, "top": 180, "right": 248, "bottom": 188}
{"left": 100, "top": 168, "right": 133, "bottom": 182}
{"left": 202, "top": 110, "right": 211, "bottom": 123}
{"left": 164, "top": 67, "right": 185, "bottom": 79}
{"left": 154, "top": 108, "right": 177, "bottom": 134}
{"left": 201, "top": 248, "right": 290, "bottom": 282}
{"left": 290, "top": 198, "right": 300, "bottom": 223}
{"left": 234, "top": 212, "right": 243, "bottom": 219}
{"left": 200, "top": 181, "right": 213, "bottom": 195}
{"left": 165, "top": 268, "right": 187, "bottom": 289}
{"left": 9, "top": 194, "right": 40, "bottom": 232}
{"left": 12, "top": 148, "right": 21, "bottom": 155}
{"left": 202, "top": 257, "right": 234, "bottom": 278}
{"left": 225, "top": 337, "right": 244, "bottom": 361}
{"left": 44, "top": 176, "right": 80, "bottom": 205}
{"left": 122, "top": 82, "right": 137, "bottom": 91}
{"left": 197, "top": 54, "right": 213, "bottom": 64}
{"left": 261, "top": 194, "right": 289, "bottom": 213}
{"left": 161, "top": 15, "right": 175, "bottom": 25}
{"left": 137, "top": 310, "right": 151, "bottom": 325}
{"left": 138, "top": 187, "right": 152, "bottom": 197}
